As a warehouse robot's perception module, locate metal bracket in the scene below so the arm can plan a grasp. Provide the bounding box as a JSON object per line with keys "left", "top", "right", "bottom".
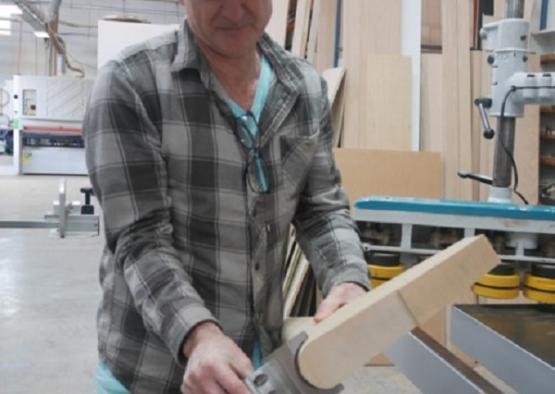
{"left": 245, "top": 333, "right": 344, "bottom": 394}
{"left": 0, "top": 179, "right": 99, "bottom": 237}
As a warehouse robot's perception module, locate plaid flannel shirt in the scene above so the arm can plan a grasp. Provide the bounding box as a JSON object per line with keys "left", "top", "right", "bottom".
{"left": 84, "top": 20, "right": 369, "bottom": 393}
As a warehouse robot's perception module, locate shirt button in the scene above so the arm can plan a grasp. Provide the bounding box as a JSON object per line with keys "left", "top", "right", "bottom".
{"left": 254, "top": 263, "right": 260, "bottom": 271}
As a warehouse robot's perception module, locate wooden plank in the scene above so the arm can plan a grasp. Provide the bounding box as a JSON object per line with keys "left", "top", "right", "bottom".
{"left": 471, "top": 50, "right": 483, "bottom": 200}
{"left": 334, "top": 148, "right": 443, "bottom": 204}
{"left": 296, "top": 235, "right": 500, "bottom": 389}
{"left": 420, "top": 53, "right": 443, "bottom": 153}
{"left": 457, "top": 0, "right": 474, "bottom": 200}
{"left": 322, "top": 67, "right": 345, "bottom": 106}
{"left": 331, "top": 80, "right": 346, "bottom": 148}
{"left": 314, "top": 0, "right": 338, "bottom": 72}
{"left": 479, "top": 45, "right": 496, "bottom": 201}
{"left": 291, "top": 0, "right": 313, "bottom": 58}
{"left": 441, "top": 0, "right": 473, "bottom": 200}
{"left": 341, "top": 0, "right": 402, "bottom": 149}
{"left": 402, "top": 0, "right": 423, "bottom": 151}
{"left": 422, "top": 0, "right": 442, "bottom": 47}
{"left": 266, "top": 0, "right": 291, "bottom": 47}
{"left": 364, "top": 55, "right": 411, "bottom": 150}
{"left": 306, "top": 0, "right": 321, "bottom": 63}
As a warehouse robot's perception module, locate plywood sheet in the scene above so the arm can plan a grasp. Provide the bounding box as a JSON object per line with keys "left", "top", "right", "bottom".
{"left": 341, "top": 0, "right": 402, "bottom": 149}
{"left": 314, "top": 0, "right": 338, "bottom": 72}
{"left": 342, "top": 55, "right": 412, "bottom": 150}
{"left": 441, "top": 0, "right": 473, "bottom": 200}
{"left": 266, "top": 0, "right": 290, "bottom": 47}
{"left": 291, "top": 0, "right": 312, "bottom": 57}
{"left": 334, "top": 148, "right": 443, "bottom": 204}
{"left": 420, "top": 53, "right": 443, "bottom": 153}
{"left": 422, "top": 0, "right": 442, "bottom": 47}
{"left": 322, "top": 67, "right": 345, "bottom": 106}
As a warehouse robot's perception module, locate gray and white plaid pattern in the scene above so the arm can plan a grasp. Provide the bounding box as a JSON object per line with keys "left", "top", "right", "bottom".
{"left": 84, "top": 20, "right": 368, "bottom": 393}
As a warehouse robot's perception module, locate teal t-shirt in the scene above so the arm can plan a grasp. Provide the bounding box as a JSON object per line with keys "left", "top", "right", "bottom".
{"left": 225, "top": 55, "right": 274, "bottom": 368}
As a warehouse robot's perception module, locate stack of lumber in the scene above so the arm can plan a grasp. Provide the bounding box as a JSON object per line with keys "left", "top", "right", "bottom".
{"left": 272, "top": 0, "right": 542, "bottom": 321}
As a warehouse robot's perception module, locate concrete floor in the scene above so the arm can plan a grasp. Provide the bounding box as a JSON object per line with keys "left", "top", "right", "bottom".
{"left": 0, "top": 175, "right": 420, "bottom": 393}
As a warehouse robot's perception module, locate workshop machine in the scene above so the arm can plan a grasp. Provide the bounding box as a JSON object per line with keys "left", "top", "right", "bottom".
{"left": 10, "top": 75, "right": 93, "bottom": 175}
{"left": 244, "top": 1, "right": 555, "bottom": 393}
{"left": 0, "top": 179, "right": 99, "bottom": 238}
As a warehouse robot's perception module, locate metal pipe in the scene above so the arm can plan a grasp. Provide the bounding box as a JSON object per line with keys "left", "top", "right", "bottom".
{"left": 48, "top": 0, "right": 62, "bottom": 22}
{"left": 505, "top": 0, "right": 524, "bottom": 18}
{"left": 492, "top": 117, "right": 516, "bottom": 188}
{"left": 489, "top": 0, "right": 524, "bottom": 193}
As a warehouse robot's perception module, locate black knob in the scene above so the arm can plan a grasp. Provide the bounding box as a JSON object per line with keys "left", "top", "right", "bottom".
{"left": 484, "top": 128, "right": 495, "bottom": 139}
{"left": 80, "top": 187, "right": 95, "bottom": 215}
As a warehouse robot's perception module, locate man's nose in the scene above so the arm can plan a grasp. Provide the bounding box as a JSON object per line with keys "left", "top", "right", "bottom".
{"left": 220, "top": 0, "right": 247, "bottom": 24}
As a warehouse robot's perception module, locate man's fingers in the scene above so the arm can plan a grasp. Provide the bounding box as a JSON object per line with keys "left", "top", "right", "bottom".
{"left": 314, "top": 297, "right": 345, "bottom": 323}
{"left": 214, "top": 363, "right": 252, "bottom": 394}
{"left": 230, "top": 353, "right": 254, "bottom": 379}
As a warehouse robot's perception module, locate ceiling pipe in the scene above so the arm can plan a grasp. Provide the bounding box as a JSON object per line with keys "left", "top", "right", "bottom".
{"left": 47, "top": 0, "right": 63, "bottom": 75}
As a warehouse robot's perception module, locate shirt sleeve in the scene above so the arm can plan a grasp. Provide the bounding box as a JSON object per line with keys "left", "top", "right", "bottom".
{"left": 84, "top": 61, "right": 219, "bottom": 364}
{"left": 292, "top": 77, "right": 370, "bottom": 296}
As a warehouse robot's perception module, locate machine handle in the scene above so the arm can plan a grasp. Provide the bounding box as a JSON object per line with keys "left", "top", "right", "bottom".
{"left": 474, "top": 98, "right": 495, "bottom": 139}
{"left": 457, "top": 171, "right": 493, "bottom": 186}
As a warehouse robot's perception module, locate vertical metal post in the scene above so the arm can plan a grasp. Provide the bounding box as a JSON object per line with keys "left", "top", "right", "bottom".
{"left": 505, "top": 0, "right": 524, "bottom": 18}
{"left": 490, "top": 0, "right": 524, "bottom": 195}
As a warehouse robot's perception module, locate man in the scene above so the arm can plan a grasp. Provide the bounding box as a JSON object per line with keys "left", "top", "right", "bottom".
{"left": 84, "top": 1, "right": 369, "bottom": 393}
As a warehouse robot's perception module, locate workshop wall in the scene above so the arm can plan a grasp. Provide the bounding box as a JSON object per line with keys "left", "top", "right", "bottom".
{"left": 0, "top": 0, "right": 184, "bottom": 80}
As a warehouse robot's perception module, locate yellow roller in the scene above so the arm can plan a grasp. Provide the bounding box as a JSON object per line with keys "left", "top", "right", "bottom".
{"left": 472, "top": 283, "right": 519, "bottom": 299}
{"left": 472, "top": 264, "right": 519, "bottom": 300}
{"left": 523, "top": 287, "right": 555, "bottom": 303}
{"left": 524, "top": 273, "right": 555, "bottom": 303}
{"left": 476, "top": 273, "right": 520, "bottom": 288}
{"left": 370, "top": 278, "right": 388, "bottom": 289}
{"left": 368, "top": 265, "right": 405, "bottom": 279}
{"left": 366, "top": 252, "right": 404, "bottom": 288}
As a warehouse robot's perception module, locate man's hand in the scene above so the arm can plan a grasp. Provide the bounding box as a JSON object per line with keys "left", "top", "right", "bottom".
{"left": 181, "top": 322, "right": 253, "bottom": 394}
{"left": 314, "top": 282, "right": 367, "bottom": 323}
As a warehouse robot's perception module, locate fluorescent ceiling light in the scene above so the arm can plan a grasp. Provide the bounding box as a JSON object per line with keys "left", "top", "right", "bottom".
{"left": 34, "top": 31, "right": 49, "bottom": 38}
{"left": 0, "top": 5, "right": 22, "bottom": 17}
{"left": 0, "top": 20, "right": 10, "bottom": 30}
{"left": 0, "top": 29, "right": 11, "bottom": 36}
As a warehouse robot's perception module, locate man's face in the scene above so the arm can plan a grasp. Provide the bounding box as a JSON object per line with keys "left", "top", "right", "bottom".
{"left": 182, "top": 0, "right": 272, "bottom": 58}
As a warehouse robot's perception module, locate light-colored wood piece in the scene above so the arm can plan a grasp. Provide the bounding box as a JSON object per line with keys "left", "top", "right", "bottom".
{"left": 266, "top": 0, "right": 290, "bottom": 47}
{"left": 306, "top": 0, "right": 321, "bottom": 63}
{"left": 456, "top": 0, "right": 474, "bottom": 200}
{"left": 420, "top": 53, "right": 443, "bottom": 153}
{"left": 422, "top": 0, "right": 442, "bottom": 47}
{"left": 291, "top": 0, "right": 312, "bottom": 58}
{"left": 334, "top": 148, "right": 443, "bottom": 205}
{"left": 341, "top": 0, "right": 402, "bottom": 149}
{"left": 401, "top": 0, "right": 423, "bottom": 151}
{"left": 342, "top": 54, "right": 412, "bottom": 149}
{"left": 471, "top": 50, "right": 483, "bottom": 200}
{"left": 441, "top": 0, "right": 473, "bottom": 200}
{"left": 314, "top": 0, "right": 337, "bottom": 72}
{"left": 364, "top": 55, "right": 411, "bottom": 150}
{"left": 331, "top": 81, "right": 345, "bottom": 147}
{"left": 322, "top": 67, "right": 345, "bottom": 106}
{"left": 296, "top": 235, "right": 500, "bottom": 389}
{"left": 283, "top": 254, "right": 311, "bottom": 318}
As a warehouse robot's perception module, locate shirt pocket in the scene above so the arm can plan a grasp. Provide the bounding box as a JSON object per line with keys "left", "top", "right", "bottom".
{"left": 279, "top": 131, "right": 319, "bottom": 195}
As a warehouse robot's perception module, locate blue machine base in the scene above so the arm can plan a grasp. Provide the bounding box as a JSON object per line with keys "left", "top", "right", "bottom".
{"left": 355, "top": 197, "right": 555, "bottom": 222}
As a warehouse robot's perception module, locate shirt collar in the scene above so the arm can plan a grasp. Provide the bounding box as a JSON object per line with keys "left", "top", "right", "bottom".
{"left": 171, "top": 19, "right": 301, "bottom": 94}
